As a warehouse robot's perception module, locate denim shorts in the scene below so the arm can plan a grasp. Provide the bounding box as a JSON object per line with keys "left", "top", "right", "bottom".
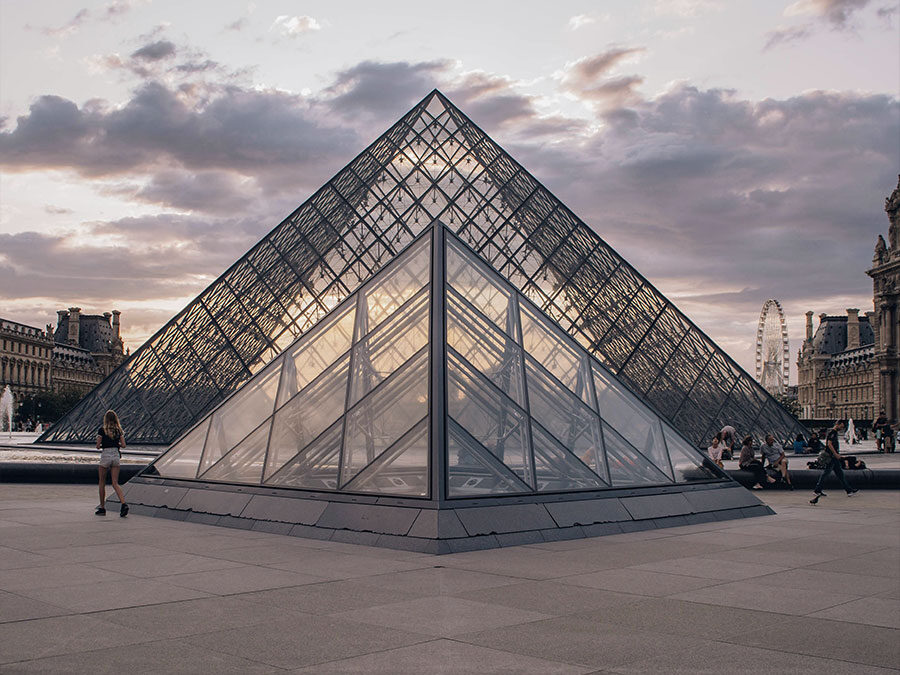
{"left": 99, "top": 448, "right": 121, "bottom": 468}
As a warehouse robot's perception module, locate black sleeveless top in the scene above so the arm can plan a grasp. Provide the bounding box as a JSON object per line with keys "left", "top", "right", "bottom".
{"left": 97, "top": 427, "right": 122, "bottom": 449}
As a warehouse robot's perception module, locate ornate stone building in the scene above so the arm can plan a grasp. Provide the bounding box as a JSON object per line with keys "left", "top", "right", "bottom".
{"left": 798, "top": 177, "right": 900, "bottom": 424}
{"left": 0, "top": 308, "right": 127, "bottom": 404}
{"left": 0, "top": 319, "right": 54, "bottom": 402}
{"left": 869, "top": 177, "right": 900, "bottom": 423}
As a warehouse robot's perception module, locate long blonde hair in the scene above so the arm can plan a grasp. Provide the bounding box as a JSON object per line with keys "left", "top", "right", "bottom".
{"left": 102, "top": 410, "right": 123, "bottom": 440}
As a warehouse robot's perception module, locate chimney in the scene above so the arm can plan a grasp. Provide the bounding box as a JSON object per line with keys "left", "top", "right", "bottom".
{"left": 805, "top": 311, "right": 814, "bottom": 340}
{"left": 847, "top": 308, "right": 860, "bottom": 349}
{"left": 67, "top": 307, "right": 81, "bottom": 346}
{"left": 112, "top": 310, "right": 121, "bottom": 339}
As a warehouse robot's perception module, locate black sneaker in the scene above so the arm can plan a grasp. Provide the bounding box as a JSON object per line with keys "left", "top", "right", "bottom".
{"left": 120, "top": 503, "right": 129, "bottom": 517}
{"left": 94, "top": 506, "right": 106, "bottom": 516}
{"left": 847, "top": 489, "right": 859, "bottom": 496}
{"left": 809, "top": 495, "right": 820, "bottom": 505}
{"left": 814, "top": 491, "right": 827, "bottom": 498}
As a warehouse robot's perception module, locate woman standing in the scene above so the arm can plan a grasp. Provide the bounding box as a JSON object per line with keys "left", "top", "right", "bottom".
{"left": 95, "top": 410, "right": 129, "bottom": 517}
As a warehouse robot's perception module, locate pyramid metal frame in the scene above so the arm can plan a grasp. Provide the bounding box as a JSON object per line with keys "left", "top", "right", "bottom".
{"left": 40, "top": 90, "right": 806, "bottom": 450}
{"left": 117, "top": 223, "right": 773, "bottom": 553}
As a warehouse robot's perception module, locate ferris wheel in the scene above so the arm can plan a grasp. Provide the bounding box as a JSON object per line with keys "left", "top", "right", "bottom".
{"left": 756, "top": 299, "right": 790, "bottom": 395}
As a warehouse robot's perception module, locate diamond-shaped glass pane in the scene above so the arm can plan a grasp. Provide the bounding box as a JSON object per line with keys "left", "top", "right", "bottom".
{"left": 447, "top": 420, "right": 530, "bottom": 497}
{"left": 360, "top": 235, "right": 430, "bottom": 331}
{"left": 341, "top": 349, "right": 428, "bottom": 487}
{"left": 265, "top": 419, "right": 342, "bottom": 490}
{"left": 265, "top": 352, "right": 350, "bottom": 480}
{"left": 531, "top": 422, "right": 607, "bottom": 492}
{"left": 342, "top": 420, "right": 429, "bottom": 497}
{"left": 664, "top": 427, "right": 724, "bottom": 482}
{"left": 520, "top": 303, "right": 594, "bottom": 406}
{"left": 524, "top": 356, "right": 605, "bottom": 483}
{"left": 276, "top": 302, "right": 355, "bottom": 408}
{"left": 349, "top": 288, "right": 429, "bottom": 406}
{"left": 593, "top": 362, "right": 672, "bottom": 479}
{"left": 446, "top": 237, "right": 513, "bottom": 334}
{"left": 200, "top": 421, "right": 270, "bottom": 484}
{"left": 448, "top": 350, "right": 532, "bottom": 487}
{"left": 603, "top": 423, "right": 672, "bottom": 486}
{"left": 151, "top": 418, "right": 209, "bottom": 479}
{"left": 447, "top": 290, "right": 525, "bottom": 408}
{"left": 200, "top": 366, "right": 280, "bottom": 474}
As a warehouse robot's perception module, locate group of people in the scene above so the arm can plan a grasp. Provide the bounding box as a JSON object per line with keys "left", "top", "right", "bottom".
{"left": 873, "top": 411, "right": 897, "bottom": 453}
{"left": 709, "top": 421, "right": 861, "bottom": 503}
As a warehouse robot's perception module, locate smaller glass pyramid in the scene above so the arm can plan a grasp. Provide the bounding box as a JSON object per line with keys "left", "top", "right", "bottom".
{"left": 145, "top": 223, "right": 725, "bottom": 499}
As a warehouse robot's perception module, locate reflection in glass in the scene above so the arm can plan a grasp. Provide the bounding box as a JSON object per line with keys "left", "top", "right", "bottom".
{"left": 531, "top": 422, "right": 606, "bottom": 492}
{"left": 201, "top": 367, "right": 280, "bottom": 475}
{"left": 349, "top": 288, "right": 429, "bottom": 406}
{"left": 603, "top": 423, "right": 671, "bottom": 486}
{"left": 152, "top": 418, "right": 209, "bottom": 479}
{"left": 201, "top": 421, "right": 270, "bottom": 483}
{"left": 341, "top": 350, "right": 428, "bottom": 487}
{"left": 664, "top": 427, "right": 723, "bottom": 482}
{"left": 446, "top": 237, "right": 513, "bottom": 334}
{"left": 276, "top": 302, "right": 355, "bottom": 408}
{"left": 343, "top": 420, "right": 429, "bottom": 496}
{"left": 447, "top": 290, "right": 525, "bottom": 407}
{"left": 361, "top": 235, "right": 430, "bottom": 331}
{"left": 266, "top": 420, "right": 342, "bottom": 490}
{"left": 520, "top": 303, "right": 594, "bottom": 406}
{"left": 593, "top": 362, "right": 672, "bottom": 479}
{"left": 447, "top": 420, "right": 530, "bottom": 496}
{"left": 265, "top": 353, "right": 349, "bottom": 480}
{"left": 447, "top": 350, "right": 532, "bottom": 487}
{"left": 524, "top": 356, "right": 605, "bottom": 482}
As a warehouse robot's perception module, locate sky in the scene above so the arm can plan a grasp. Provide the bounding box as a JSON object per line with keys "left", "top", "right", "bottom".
{"left": 1, "top": 0, "right": 898, "bottom": 384}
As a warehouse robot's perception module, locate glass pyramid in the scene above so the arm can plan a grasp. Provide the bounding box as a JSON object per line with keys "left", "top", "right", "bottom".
{"left": 143, "top": 223, "right": 726, "bottom": 499}
{"left": 39, "top": 90, "right": 805, "bottom": 448}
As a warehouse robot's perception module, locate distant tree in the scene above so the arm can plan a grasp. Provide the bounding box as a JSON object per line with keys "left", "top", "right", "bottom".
{"left": 774, "top": 393, "right": 801, "bottom": 419}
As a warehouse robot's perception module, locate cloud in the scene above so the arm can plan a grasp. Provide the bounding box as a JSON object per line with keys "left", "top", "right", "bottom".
{"left": 271, "top": 15, "right": 321, "bottom": 37}
{"left": 764, "top": 25, "right": 814, "bottom": 49}
{"left": 224, "top": 17, "right": 248, "bottom": 31}
{"left": 560, "top": 48, "right": 646, "bottom": 109}
{"left": 568, "top": 14, "right": 597, "bottom": 30}
{"left": 651, "top": 0, "right": 722, "bottom": 16}
{"left": 44, "top": 205, "right": 74, "bottom": 215}
{"left": 130, "top": 40, "right": 177, "bottom": 62}
{"left": 784, "top": 0, "right": 871, "bottom": 27}
{"left": 39, "top": 9, "right": 89, "bottom": 37}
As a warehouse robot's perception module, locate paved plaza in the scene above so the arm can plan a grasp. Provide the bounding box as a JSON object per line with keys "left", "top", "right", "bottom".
{"left": 0, "top": 484, "right": 897, "bottom": 673}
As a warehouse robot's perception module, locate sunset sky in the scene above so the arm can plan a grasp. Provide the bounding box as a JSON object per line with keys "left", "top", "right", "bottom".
{"left": 1, "top": 0, "right": 898, "bottom": 382}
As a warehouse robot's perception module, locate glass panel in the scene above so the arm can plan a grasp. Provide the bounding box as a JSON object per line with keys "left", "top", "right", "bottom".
{"left": 349, "top": 289, "right": 429, "bottom": 406}
{"left": 664, "top": 427, "right": 724, "bottom": 482}
{"left": 531, "top": 422, "right": 607, "bottom": 492}
{"left": 342, "top": 420, "right": 429, "bottom": 497}
{"left": 341, "top": 349, "right": 428, "bottom": 487}
{"left": 200, "top": 421, "right": 269, "bottom": 484}
{"left": 520, "top": 303, "right": 593, "bottom": 406}
{"left": 361, "top": 235, "right": 430, "bottom": 330}
{"left": 276, "top": 302, "right": 355, "bottom": 408}
{"left": 447, "top": 420, "right": 531, "bottom": 497}
{"left": 265, "top": 419, "right": 342, "bottom": 490}
{"left": 603, "top": 423, "right": 672, "bottom": 486}
{"left": 446, "top": 236, "right": 513, "bottom": 334}
{"left": 265, "top": 353, "right": 350, "bottom": 480}
{"left": 200, "top": 366, "right": 280, "bottom": 474}
{"left": 593, "top": 362, "right": 672, "bottom": 479}
{"left": 151, "top": 418, "right": 210, "bottom": 479}
{"left": 448, "top": 350, "right": 532, "bottom": 487}
{"left": 447, "top": 290, "right": 525, "bottom": 407}
{"left": 524, "top": 356, "right": 606, "bottom": 483}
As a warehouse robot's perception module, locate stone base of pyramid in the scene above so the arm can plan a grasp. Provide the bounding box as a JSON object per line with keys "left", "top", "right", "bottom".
{"left": 117, "top": 478, "right": 772, "bottom": 553}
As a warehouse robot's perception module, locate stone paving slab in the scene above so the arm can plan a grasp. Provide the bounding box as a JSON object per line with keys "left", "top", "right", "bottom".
{"left": 0, "top": 484, "right": 896, "bottom": 673}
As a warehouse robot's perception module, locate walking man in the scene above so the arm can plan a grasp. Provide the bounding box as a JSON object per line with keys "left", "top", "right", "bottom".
{"left": 810, "top": 420, "right": 859, "bottom": 504}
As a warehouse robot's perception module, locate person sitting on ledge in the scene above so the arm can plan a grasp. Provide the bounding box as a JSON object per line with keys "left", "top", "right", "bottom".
{"left": 707, "top": 432, "right": 724, "bottom": 468}
{"left": 738, "top": 435, "right": 773, "bottom": 490}
{"left": 792, "top": 433, "right": 809, "bottom": 455}
{"left": 760, "top": 433, "right": 793, "bottom": 489}
{"left": 807, "top": 431, "right": 824, "bottom": 456}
